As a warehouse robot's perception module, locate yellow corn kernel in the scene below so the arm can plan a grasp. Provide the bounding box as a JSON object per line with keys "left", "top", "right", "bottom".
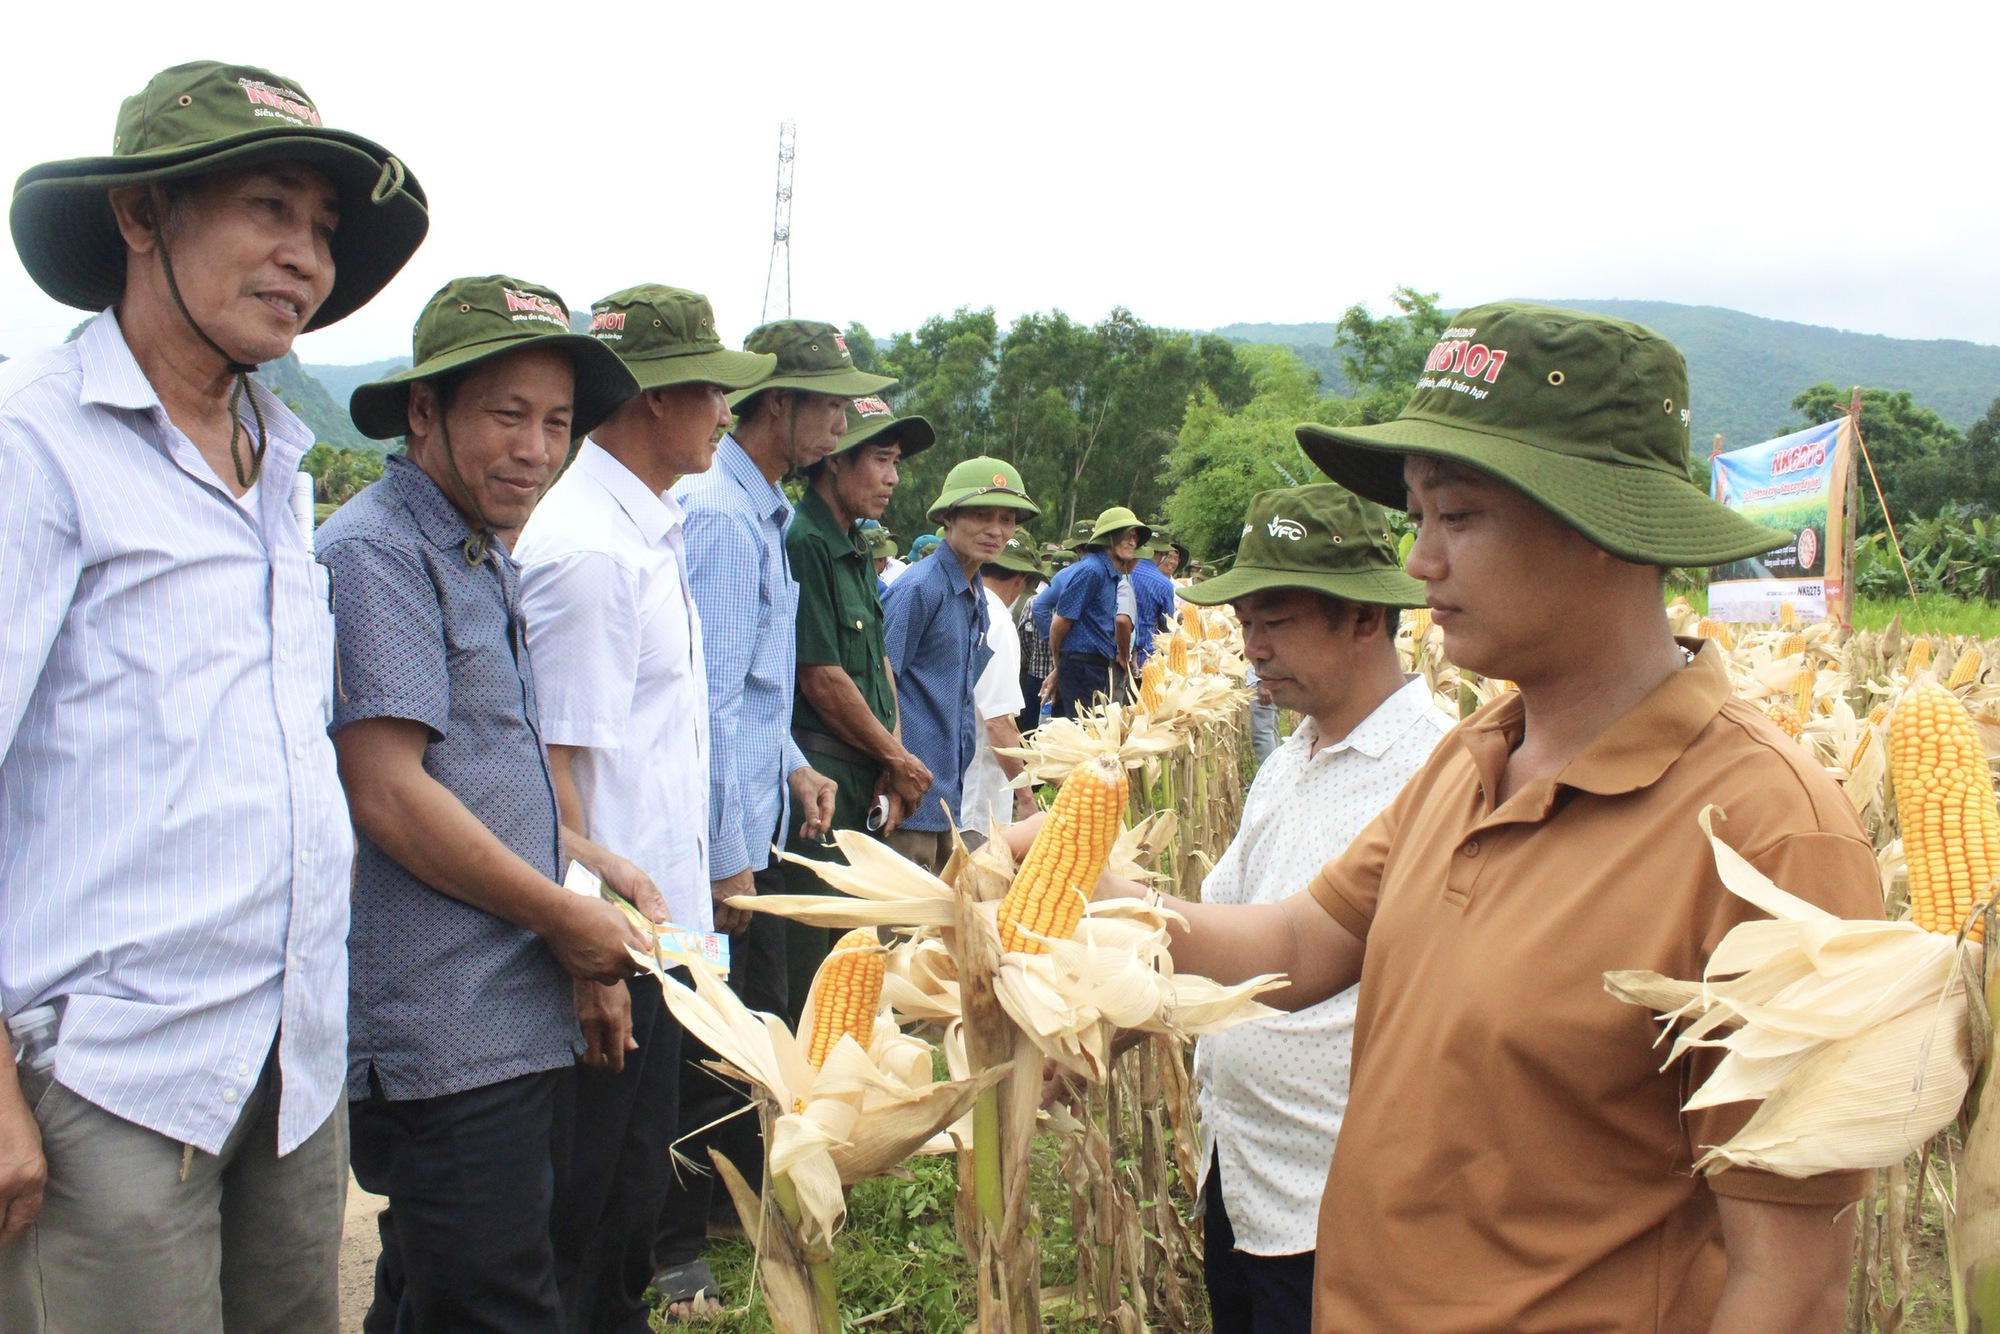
{"left": 1786, "top": 667, "right": 1815, "bottom": 718}
{"left": 1182, "top": 605, "right": 1207, "bottom": 642}
{"left": 1949, "top": 646, "right": 1985, "bottom": 691}
{"left": 1778, "top": 601, "right": 1799, "bottom": 630}
{"left": 805, "top": 928, "right": 885, "bottom": 1069}
{"left": 997, "top": 753, "right": 1127, "bottom": 954}
{"left": 1764, "top": 703, "right": 1805, "bottom": 741}
{"left": 1779, "top": 633, "right": 1808, "bottom": 659}
{"left": 1850, "top": 727, "right": 1873, "bottom": 768}
{"left": 1139, "top": 658, "right": 1166, "bottom": 714}
{"left": 1696, "top": 618, "right": 1736, "bottom": 651}
{"left": 1908, "top": 638, "right": 1934, "bottom": 673}
{"left": 1407, "top": 606, "right": 1434, "bottom": 638}
{"left": 1870, "top": 702, "right": 1892, "bottom": 726}
{"left": 1167, "top": 634, "right": 1189, "bottom": 677}
{"left": 1889, "top": 684, "right": 1998, "bottom": 942}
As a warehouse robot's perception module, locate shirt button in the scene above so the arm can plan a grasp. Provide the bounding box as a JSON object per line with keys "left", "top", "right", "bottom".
{"left": 237, "top": 1062, "right": 251, "bottom": 1077}
{"left": 293, "top": 744, "right": 307, "bottom": 759}
{"left": 299, "top": 851, "right": 312, "bottom": 865}
{"left": 278, "top": 650, "right": 291, "bottom": 664}
{"left": 1461, "top": 839, "right": 1480, "bottom": 857}
{"left": 222, "top": 1088, "right": 238, "bottom": 1103}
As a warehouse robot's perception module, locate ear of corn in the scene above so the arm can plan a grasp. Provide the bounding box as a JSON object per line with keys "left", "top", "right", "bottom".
{"left": 1181, "top": 605, "right": 1206, "bottom": 641}
{"left": 1407, "top": 606, "right": 1433, "bottom": 638}
{"left": 1909, "top": 637, "right": 1934, "bottom": 672}
{"left": 1780, "top": 633, "right": 1808, "bottom": 659}
{"left": 805, "top": 928, "right": 886, "bottom": 1068}
{"left": 998, "top": 753, "right": 1127, "bottom": 954}
{"left": 1696, "top": 618, "right": 1736, "bottom": 651}
{"left": 1889, "top": 683, "right": 1998, "bottom": 942}
{"left": 1950, "top": 646, "right": 1985, "bottom": 690}
{"left": 1764, "top": 702, "right": 1805, "bottom": 741}
{"left": 1166, "top": 634, "right": 1188, "bottom": 677}
{"left": 1139, "top": 658, "right": 1166, "bottom": 714}
{"left": 1779, "top": 601, "right": 1799, "bottom": 630}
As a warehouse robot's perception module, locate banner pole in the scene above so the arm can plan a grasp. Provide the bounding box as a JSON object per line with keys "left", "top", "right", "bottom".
{"left": 1850, "top": 388, "right": 1928, "bottom": 629}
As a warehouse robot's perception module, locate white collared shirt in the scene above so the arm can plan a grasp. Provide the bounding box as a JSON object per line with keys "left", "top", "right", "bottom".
{"left": 0, "top": 311, "right": 352, "bottom": 1154}
{"left": 516, "top": 441, "right": 712, "bottom": 930}
{"left": 1194, "top": 674, "right": 1452, "bottom": 1254}
{"left": 960, "top": 586, "right": 1026, "bottom": 839}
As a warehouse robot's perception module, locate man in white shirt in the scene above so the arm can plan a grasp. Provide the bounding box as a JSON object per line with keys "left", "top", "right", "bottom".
{"left": 1178, "top": 483, "right": 1449, "bottom": 1334}
{"left": 515, "top": 284, "right": 775, "bottom": 1332}
{"left": 0, "top": 61, "right": 426, "bottom": 1333}
{"left": 961, "top": 536, "right": 1045, "bottom": 840}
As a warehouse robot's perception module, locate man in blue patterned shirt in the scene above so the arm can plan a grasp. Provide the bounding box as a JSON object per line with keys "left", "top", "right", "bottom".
{"left": 883, "top": 457, "right": 1041, "bottom": 870}
{"left": 321, "top": 276, "right": 654, "bottom": 1333}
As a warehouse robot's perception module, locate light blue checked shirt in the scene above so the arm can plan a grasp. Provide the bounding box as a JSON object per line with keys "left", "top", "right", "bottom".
{"left": 672, "top": 437, "right": 808, "bottom": 879}
{"left": 0, "top": 312, "right": 352, "bottom": 1155}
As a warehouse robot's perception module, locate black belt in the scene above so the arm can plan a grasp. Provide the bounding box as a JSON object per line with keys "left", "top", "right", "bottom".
{"left": 794, "top": 727, "right": 876, "bottom": 768}
{"left": 1063, "top": 652, "right": 1113, "bottom": 667}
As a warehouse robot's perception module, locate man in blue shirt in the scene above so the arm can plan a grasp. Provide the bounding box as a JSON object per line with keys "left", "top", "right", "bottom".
{"left": 322, "top": 275, "right": 656, "bottom": 1332}
{"left": 883, "top": 457, "right": 1041, "bottom": 870}
{"left": 1130, "top": 526, "right": 1182, "bottom": 664}
{"left": 1043, "top": 506, "right": 1149, "bottom": 718}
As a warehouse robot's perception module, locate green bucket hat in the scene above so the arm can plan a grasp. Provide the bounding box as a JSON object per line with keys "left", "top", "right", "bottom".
{"left": 1080, "top": 506, "right": 1152, "bottom": 549}
{"left": 350, "top": 275, "right": 639, "bottom": 441}
{"left": 986, "top": 534, "right": 1048, "bottom": 577}
{"left": 726, "top": 320, "right": 895, "bottom": 411}
{"left": 10, "top": 60, "right": 428, "bottom": 331}
{"left": 586, "top": 285, "right": 775, "bottom": 391}
{"left": 1294, "top": 302, "right": 1786, "bottom": 567}
{"left": 927, "top": 455, "right": 1042, "bottom": 524}
{"left": 835, "top": 395, "right": 935, "bottom": 459}
{"left": 866, "top": 526, "right": 900, "bottom": 559}
{"left": 1180, "top": 484, "right": 1427, "bottom": 608}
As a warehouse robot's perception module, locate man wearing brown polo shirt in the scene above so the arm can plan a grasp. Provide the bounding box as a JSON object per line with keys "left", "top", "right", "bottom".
{"left": 1155, "top": 304, "right": 1878, "bottom": 1332}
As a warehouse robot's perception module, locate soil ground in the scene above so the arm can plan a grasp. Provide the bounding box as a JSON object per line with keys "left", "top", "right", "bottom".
{"left": 339, "top": 1174, "right": 386, "bottom": 1334}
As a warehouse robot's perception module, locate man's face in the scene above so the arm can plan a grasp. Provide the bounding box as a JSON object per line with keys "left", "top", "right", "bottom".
{"left": 1110, "top": 529, "right": 1142, "bottom": 569}
{"left": 121, "top": 164, "right": 340, "bottom": 365}
{"left": 646, "top": 381, "right": 734, "bottom": 476}
{"left": 829, "top": 442, "right": 902, "bottom": 520}
{"left": 1235, "top": 588, "right": 1371, "bottom": 718}
{"left": 1403, "top": 457, "right": 1594, "bottom": 682}
{"left": 944, "top": 505, "right": 1019, "bottom": 568}
{"left": 874, "top": 555, "right": 890, "bottom": 575}
{"left": 1153, "top": 549, "right": 1182, "bottom": 577}
{"left": 409, "top": 347, "right": 575, "bottom": 531}
{"left": 782, "top": 390, "right": 850, "bottom": 471}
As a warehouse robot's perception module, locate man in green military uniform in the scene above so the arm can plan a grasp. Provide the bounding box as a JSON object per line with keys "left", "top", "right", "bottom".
{"left": 780, "top": 395, "right": 937, "bottom": 1017}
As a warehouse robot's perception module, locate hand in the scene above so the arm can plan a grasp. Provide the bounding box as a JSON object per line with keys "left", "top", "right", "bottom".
{"left": 888, "top": 750, "right": 934, "bottom": 809}
{"left": 574, "top": 979, "right": 635, "bottom": 1073}
{"left": 1039, "top": 669, "right": 1058, "bottom": 705}
{"left": 573, "top": 843, "right": 669, "bottom": 925}
{"left": 0, "top": 1070, "right": 45, "bottom": 1250}
{"left": 883, "top": 790, "right": 909, "bottom": 836}
{"left": 711, "top": 868, "right": 756, "bottom": 936}
{"left": 544, "top": 893, "right": 653, "bottom": 985}
{"left": 789, "top": 766, "right": 838, "bottom": 844}
{"left": 1012, "top": 786, "right": 1040, "bottom": 822}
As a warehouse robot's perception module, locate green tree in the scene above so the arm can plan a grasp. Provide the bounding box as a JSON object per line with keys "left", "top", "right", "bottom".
{"left": 1791, "top": 383, "right": 1966, "bottom": 532}
{"left": 1334, "top": 286, "right": 1448, "bottom": 420}
{"left": 302, "top": 443, "right": 385, "bottom": 507}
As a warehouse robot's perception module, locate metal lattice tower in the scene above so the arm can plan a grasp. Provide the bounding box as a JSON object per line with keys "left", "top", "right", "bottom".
{"left": 760, "top": 121, "right": 796, "bottom": 324}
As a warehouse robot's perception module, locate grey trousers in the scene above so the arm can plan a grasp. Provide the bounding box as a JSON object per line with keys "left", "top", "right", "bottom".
{"left": 0, "top": 1044, "right": 347, "bottom": 1334}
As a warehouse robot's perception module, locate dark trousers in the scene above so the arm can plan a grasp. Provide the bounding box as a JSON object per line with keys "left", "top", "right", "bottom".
{"left": 551, "top": 979, "right": 683, "bottom": 1334}
{"left": 1055, "top": 652, "right": 1116, "bottom": 719}
{"left": 1204, "top": 1156, "right": 1316, "bottom": 1334}
{"left": 1017, "top": 671, "right": 1043, "bottom": 737}
{"left": 352, "top": 1067, "right": 572, "bottom": 1334}
{"left": 655, "top": 864, "right": 789, "bottom": 1268}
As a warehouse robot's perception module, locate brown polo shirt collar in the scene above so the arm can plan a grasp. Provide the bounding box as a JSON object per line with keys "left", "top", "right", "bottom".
{"left": 1463, "top": 638, "right": 1727, "bottom": 827}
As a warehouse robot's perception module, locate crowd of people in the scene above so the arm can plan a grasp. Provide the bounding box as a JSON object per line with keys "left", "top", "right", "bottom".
{"left": 0, "top": 59, "right": 1885, "bottom": 1334}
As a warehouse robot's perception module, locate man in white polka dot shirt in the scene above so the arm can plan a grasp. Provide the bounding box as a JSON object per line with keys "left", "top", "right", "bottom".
{"left": 1181, "top": 483, "right": 1449, "bottom": 1334}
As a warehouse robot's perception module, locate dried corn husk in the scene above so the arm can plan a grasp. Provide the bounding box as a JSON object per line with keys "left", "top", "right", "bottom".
{"left": 1604, "top": 806, "right": 1978, "bottom": 1178}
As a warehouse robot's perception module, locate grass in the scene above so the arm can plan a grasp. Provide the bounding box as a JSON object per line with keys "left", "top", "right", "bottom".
{"left": 1669, "top": 586, "right": 2000, "bottom": 639}
{"left": 654, "top": 1133, "right": 1195, "bottom": 1332}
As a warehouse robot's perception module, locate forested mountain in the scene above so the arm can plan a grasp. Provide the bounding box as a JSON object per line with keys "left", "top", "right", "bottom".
{"left": 1215, "top": 301, "right": 2000, "bottom": 449}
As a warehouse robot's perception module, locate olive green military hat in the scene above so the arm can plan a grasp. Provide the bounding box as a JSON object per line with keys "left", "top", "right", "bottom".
{"left": 1295, "top": 302, "right": 1786, "bottom": 567}
{"left": 987, "top": 534, "right": 1049, "bottom": 577}
{"left": 726, "top": 320, "right": 895, "bottom": 412}
{"left": 835, "top": 394, "right": 935, "bottom": 459}
{"left": 350, "top": 276, "right": 639, "bottom": 441}
{"left": 1181, "top": 484, "right": 1426, "bottom": 607}
{"left": 1079, "top": 506, "right": 1152, "bottom": 549}
{"left": 585, "top": 285, "right": 774, "bottom": 391}
{"left": 928, "top": 455, "right": 1041, "bottom": 524}
{"left": 866, "top": 525, "right": 900, "bottom": 559}
{"left": 11, "top": 61, "right": 427, "bottom": 331}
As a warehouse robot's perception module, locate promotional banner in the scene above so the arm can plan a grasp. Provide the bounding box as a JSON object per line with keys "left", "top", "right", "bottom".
{"left": 1708, "top": 418, "right": 1854, "bottom": 624}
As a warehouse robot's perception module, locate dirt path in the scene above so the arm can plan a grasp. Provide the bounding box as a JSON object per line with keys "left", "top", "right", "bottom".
{"left": 340, "top": 1174, "right": 385, "bottom": 1334}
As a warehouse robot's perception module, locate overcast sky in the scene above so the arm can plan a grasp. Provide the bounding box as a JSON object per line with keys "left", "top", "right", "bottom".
{"left": 1, "top": 1, "right": 1992, "bottom": 367}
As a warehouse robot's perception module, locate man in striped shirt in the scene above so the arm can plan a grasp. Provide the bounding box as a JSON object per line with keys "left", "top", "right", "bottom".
{"left": 0, "top": 62, "right": 426, "bottom": 1333}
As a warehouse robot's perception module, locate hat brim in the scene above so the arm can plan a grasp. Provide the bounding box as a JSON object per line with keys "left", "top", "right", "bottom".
{"left": 728, "top": 368, "right": 898, "bottom": 411}
{"left": 625, "top": 347, "right": 777, "bottom": 393}
{"left": 1083, "top": 524, "right": 1152, "bottom": 548}
{"left": 1179, "top": 561, "right": 1427, "bottom": 608}
{"left": 1295, "top": 419, "right": 1788, "bottom": 567}
{"left": 350, "top": 332, "right": 638, "bottom": 442}
{"left": 838, "top": 412, "right": 936, "bottom": 460}
{"left": 11, "top": 129, "right": 428, "bottom": 331}
{"left": 928, "top": 491, "right": 1041, "bottom": 525}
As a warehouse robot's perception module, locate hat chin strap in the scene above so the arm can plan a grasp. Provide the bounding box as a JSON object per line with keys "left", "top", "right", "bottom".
{"left": 432, "top": 418, "right": 498, "bottom": 565}
{"left": 149, "top": 186, "right": 268, "bottom": 490}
